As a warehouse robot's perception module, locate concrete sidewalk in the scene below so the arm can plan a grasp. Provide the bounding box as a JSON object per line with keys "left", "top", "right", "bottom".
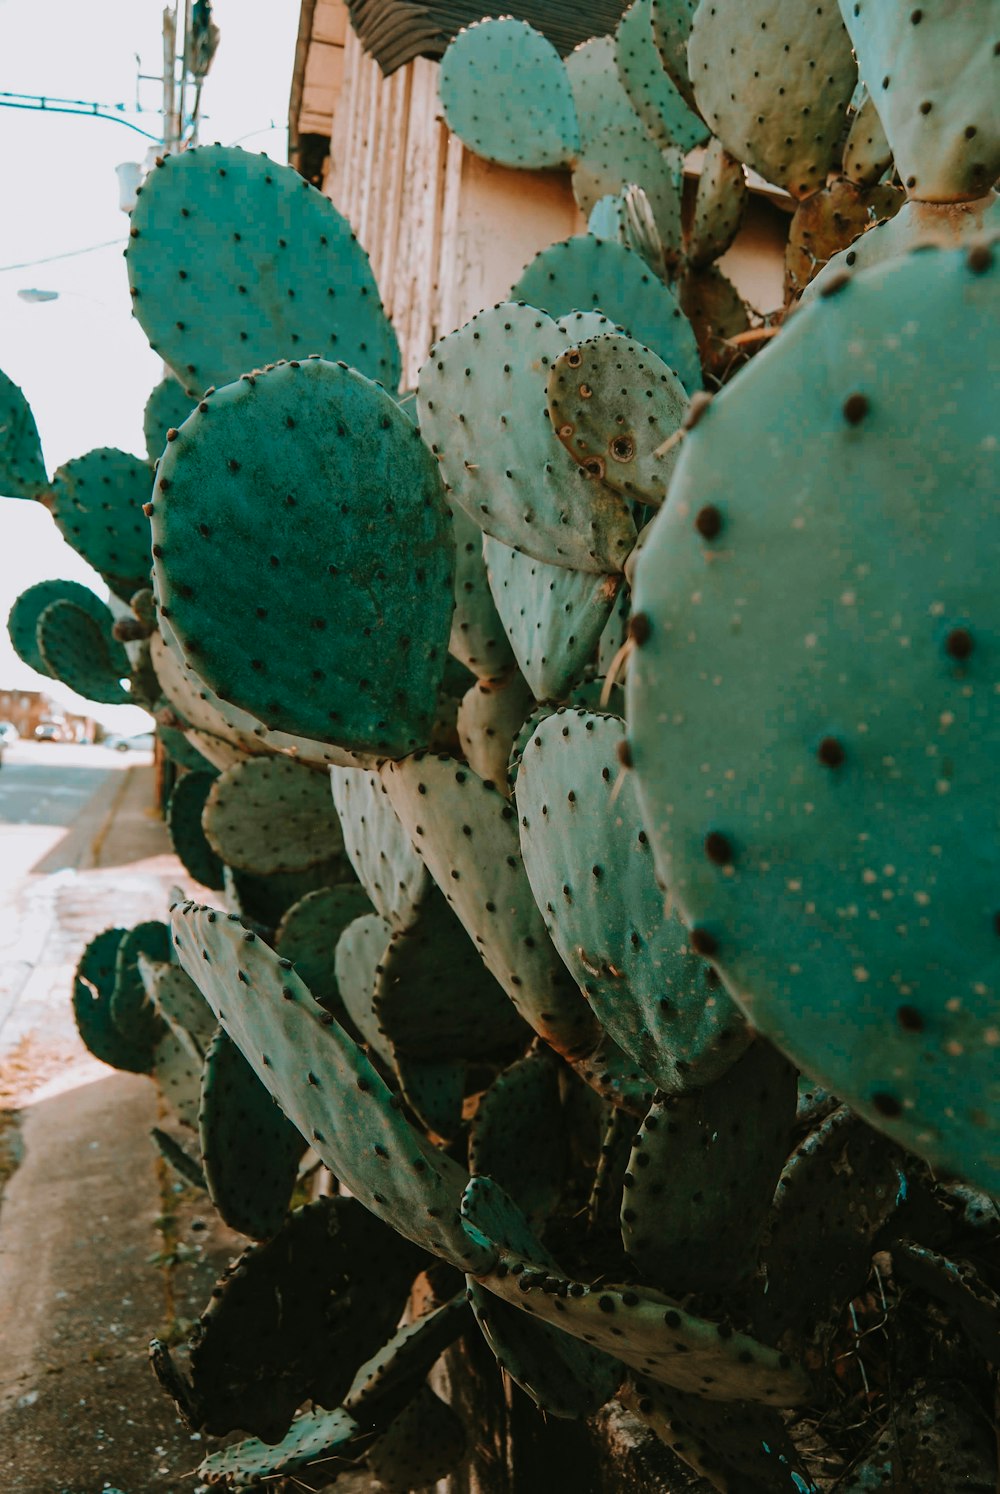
{"left": 0, "top": 764, "right": 242, "bottom": 1493}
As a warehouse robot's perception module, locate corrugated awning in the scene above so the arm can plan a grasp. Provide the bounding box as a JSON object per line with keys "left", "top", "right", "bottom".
{"left": 345, "top": 0, "right": 629, "bottom": 75}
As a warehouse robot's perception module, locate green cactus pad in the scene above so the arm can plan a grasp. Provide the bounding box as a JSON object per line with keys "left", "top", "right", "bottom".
{"left": 381, "top": 754, "right": 599, "bottom": 1061}
{"left": 842, "top": 88, "right": 893, "bottom": 188}
{"left": 650, "top": 0, "right": 700, "bottom": 113}
{"left": 329, "top": 767, "right": 431, "bottom": 929}
{"left": 344, "top": 1295, "right": 469, "bottom": 1418}
{"left": 149, "top": 633, "right": 250, "bottom": 771}
{"left": 616, "top": 0, "right": 707, "bottom": 153}
{"left": 622, "top": 1379, "right": 817, "bottom": 1494}
{"left": 334, "top": 911, "right": 395, "bottom": 1056}
{"left": 274, "top": 884, "right": 373, "bottom": 1016}
{"left": 839, "top": 1, "right": 1000, "bottom": 203}
{"left": 158, "top": 722, "right": 215, "bottom": 775}
{"left": 110, "top": 921, "right": 169, "bottom": 1056}
{"left": 35, "top": 599, "right": 132, "bottom": 705}
{"left": 143, "top": 376, "right": 194, "bottom": 465}
{"left": 225, "top": 860, "right": 348, "bottom": 935}
{"left": 457, "top": 672, "right": 535, "bottom": 787}
{"left": 395, "top": 1057, "right": 468, "bottom": 1143}
{"left": 688, "top": 0, "right": 857, "bottom": 200}
{"left": 677, "top": 264, "right": 750, "bottom": 383}
{"left": 0, "top": 367, "right": 46, "bottom": 498}
{"left": 419, "top": 302, "right": 638, "bottom": 574}
{"left": 154, "top": 1028, "right": 202, "bottom": 1128}
{"left": 621, "top": 1040, "right": 796, "bottom": 1295}
{"left": 171, "top": 899, "right": 492, "bottom": 1270}
{"left": 785, "top": 178, "right": 904, "bottom": 297}
{"left": 548, "top": 334, "right": 689, "bottom": 506}
{"left": 49, "top": 448, "right": 152, "bottom": 601}
{"left": 181, "top": 1197, "right": 418, "bottom": 1439}
{"left": 140, "top": 955, "right": 217, "bottom": 1050}
{"left": 469, "top": 1049, "right": 569, "bottom": 1222}
{"left": 517, "top": 710, "right": 749, "bottom": 1093}
{"left": 438, "top": 19, "right": 579, "bottom": 169}
{"left": 167, "top": 770, "right": 224, "bottom": 890}
{"left": 152, "top": 358, "right": 453, "bottom": 759}
{"left": 151, "top": 1126, "right": 207, "bottom": 1190}
{"left": 8, "top": 580, "right": 115, "bottom": 680}
{"left": 448, "top": 501, "right": 518, "bottom": 678}
{"left": 199, "top": 1028, "right": 307, "bottom": 1239}
{"left": 573, "top": 135, "right": 685, "bottom": 263}
{"left": 629, "top": 245, "right": 1000, "bottom": 1190}
{"left": 751, "top": 1109, "right": 905, "bottom": 1353}
{"left": 687, "top": 137, "right": 748, "bottom": 269}
{"left": 365, "top": 1385, "right": 465, "bottom": 1490}
{"left": 510, "top": 237, "right": 702, "bottom": 391}
{"left": 588, "top": 186, "right": 667, "bottom": 276}
{"left": 463, "top": 1175, "right": 808, "bottom": 1404}
{"left": 127, "top": 144, "right": 400, "bottom": 395}
{"left": 483, "top": 536, "right": 622, "bottom": 702}
{"left": 202, "top": 756, "right": 346, "bottom": 875}
{"left": 73, "top": 927, "right": 154, "bottom": 1074}
{"left": 198, "top": 1405, "right": 362, "bottom": 1488}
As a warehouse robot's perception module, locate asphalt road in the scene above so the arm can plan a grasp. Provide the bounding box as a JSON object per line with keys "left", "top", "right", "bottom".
{"left": 0, "top": 741, "right": 144, "bottom": 828}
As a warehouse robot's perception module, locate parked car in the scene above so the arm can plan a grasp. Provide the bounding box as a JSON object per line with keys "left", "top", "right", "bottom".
{"left": 34, "top": 722, "right": 65, "bottom": 743}
{"left": 106, "top": 732, "right": 155, "bottom": 753}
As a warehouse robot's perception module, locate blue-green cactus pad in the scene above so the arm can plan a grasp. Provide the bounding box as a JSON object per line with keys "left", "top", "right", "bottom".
{"left": 150, "top": 633, "right": 250, "bottom": 771}
{"left": 199, "top": 1405, "right": 361, "bottom": 1488}
{"left": 381, "top": 753, "right": 599, "bottom": 1061}
{"left": 629, "top": 245, "right": 1000, "bottom": 1189}
{"left": 447, "top": 501, "right": 518, "bottom": 679}
{"left": 141, "top": 955, "right": 217, "bottom": 1050}
{"left": 547, "top": 333, "right": 689, "bottom": 506}
{"left": 151, "top": 357, "right": 454, "bottom": 758}
{"left": 126, "top": 144, "right": 400, "bottom": 395}
{"left": 199, "top": 1028, "right": 306, "bottom": 1239}
{"left": 110, "top": 920, "right": 169, "bottom": 1057}
{"left": 171, "top": 899, "right": 493, "bottom": 1270}
{"left": 462, "top": 1175, "right": 807, "bottom": 1404}
{"left": 8, "top": 580, "right": 114, "bottom": 680}
{"left": 49, "top": 448, "right": 152, "bottom": 601}
{"left": 73, "top": 927, "right": 154, "bottom": 1074}
{"left": 344, "top": 1295, "right": 469, "bottom": 1418}
{"left": 274, "top": 884, "right": 373, "bottom": 1016}
{"left": 623, "top": 1379, "right": 818, "bottom": 1494}
{"left": 0, "top": 367, "right": 46, "bottom": 498}
{"left": 687, "top": 136, "right": 748, "bottom": 269}
{"left": 154, "top": 1028, "right": 202, "bottom": 1129}
{"left": 202, "top": 756, "right": 347, "bottom": 875}
{"left": 36, "top": 599, "right": 131, "bottom": 705}
{"left": 621, "top": 1040, "right": 797, "bottom": 1295}
{"left": 842, "top": 88, "right": 893, "bottom": 189}
{"left": 469, "top": 1049, "right": 568, "bottom": 1222}
{"left": 329, "top": 767, "right": 432, "bottom": 929}
{"left": 839, "top": 0, "right": 1000, "bottom": 203}
{"left": 517, "top": 710, "right": 749, "bottom": 1093}
{"left": 615, "top": 0, "right": 707, "bottom": 153}
{"left": 588, "top": 186, "right": 666, "bottom": 276}
{"left": 168, "top": 771, "right": 224, "bottom": 890}
{"left": 438, "top": 19, "right": 579, "bottom": 169}
{"left": 418, "top": 302, "right": 638, "bottom": 573}
{"left": 143, "top": 376, "right": 194, "bottom": 465}
{"left": 650, "top": 0, "right": 700, "bottom": 113}
{"left": 483, "top": 536, "right": 621, "bottom": 702}
{"left": 511, "top": 237, "right": 701, "bottom": 391}
{"left": 457, "top": 672, "right": 534, "bottom": 787}
{"left": 688, "top": 0, "right": 857, "bottom": 200}
{"left": 335, "top": 911, "right": 395, "bottom": 1056}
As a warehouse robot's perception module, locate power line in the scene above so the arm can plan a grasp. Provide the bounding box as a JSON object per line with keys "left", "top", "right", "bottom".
{"left": 0, "top": 92, "right": 160, "bottom": 140}
{"left": 0, "top": 239, "right": 126, "bottom": 275}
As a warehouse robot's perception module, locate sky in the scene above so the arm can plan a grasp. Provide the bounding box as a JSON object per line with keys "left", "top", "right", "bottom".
{"left": 0, "top": 0, "right": 300, "bottom": 730}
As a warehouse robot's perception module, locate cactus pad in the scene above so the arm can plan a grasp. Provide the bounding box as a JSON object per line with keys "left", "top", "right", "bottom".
{"left": 141, "top": 955, "right": 217, "bottom": 1050}
{"left": 202, "top": 756, "right": 346, "bottom": 875}
{"left": 650, "top": 0, "right": 700, "bottom": 113}
{"left": 510, "top": 237, "right": 702, "bottom": 391}
{"left": 483, "top": 536, "right": 621, "bottom": 702}
{"left": 468, "top": 1048, "right": 569, "bottom": 1222}
{"left": 457, "top": 672, "right": 534, "bottom": 787}
{"left": 0, "top": 367, "right": 46, "bottom": 498}
{"left": 143, "top": 376, "right": 194, "bottom": 465}
{"left": 365, "top": 1385, "right": 466, "bottom": 1490}
{"left": 8, "top": 580, "right": 114, "bottom": 680}
{"left": 110, "top": 921, "right": 169, "bottom": 1057}
{"left": 419, "top": 302, "right": 638, "bottom": 574}
{"left": 35, "top": 599, "right": 132, "bottom": 705}
{"left": 615, "top": 0, "right": 707, "bottom": 153}
{"left": 629, "top": 244, "right": 1000, "bottom": 1189}
{"left": 167, "top": 771, "right": 224, "bottom": 890}
{"left": 171, "top": 899, "right": 492, "bottom": 1269}
{"left": 274, "top": 884, "right": 373, "bottom": 1015}
{"left": 329, "top": 767, "right": 431, "bottom": 929}
{"left": 73, "top": 928, "right": 154, "bottom": 1074}
{"left": 447, "top": 501, "right": 517, "bottom": 678}
{"left": 842, "top": 88, "right": 894, "bottom": 188}
{"left": 151, "top": 357, "right": 454, "bottom": 758}
{"left": 49, "top": 448, "right": 153, "bottom": 601}
{"left": 438, "top": 19, "right": 579, "bottom": 169}
{"left": 785, "top": 178, "right": 903, "bottom": 296}
{"left": 516, "top": 710, "right": 749, "bottom": 1093}
{"left": 688, "top": 0, "right": 857, "bottom": 200}
{"left": 687, "top": 137, "right": 748, "bottom": 269}
{"left": 548, "top": 333, "right": 689, "bottom": 505}
{"left": 839, "top": 1, "right": 1000, "bottom": 203}
{"left": 127, "top": 144, "right": 400, "bottom": 395}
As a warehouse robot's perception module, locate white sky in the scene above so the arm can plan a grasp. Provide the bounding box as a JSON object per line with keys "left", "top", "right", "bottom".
{"left": 0, "top": 0, "right": 300, "bottom": 729}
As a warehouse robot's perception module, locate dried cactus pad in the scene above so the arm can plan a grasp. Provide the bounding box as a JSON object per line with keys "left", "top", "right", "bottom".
{"left": 0, "top": 367, "right": 46, "bottom": 498}
{"left": 688, "top": 0, "right": 858, "bottom": 200}
{"left": 127, "top": 145, "right": 400, "bottom": 395}
{"left": 151, "top": 358, "right": 454, "bottom": 759}
{"left": 439, "top": 19, "right": 579, "bottom": 168}
{"left": 839, "top": 0, "right": 1000, "bottom": 203}
{"left": 628, "top": 244, "right": 1000, "bottom": 1190}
